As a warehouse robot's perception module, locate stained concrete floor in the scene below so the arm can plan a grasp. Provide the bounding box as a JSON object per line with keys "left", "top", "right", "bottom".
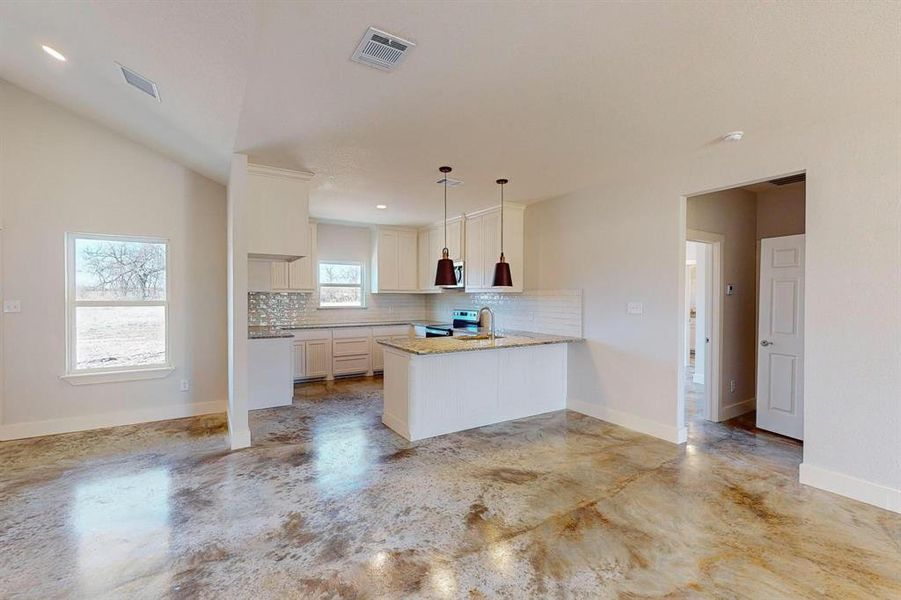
{"left": 1, "top": 376, "right": 899, "bottom": 599}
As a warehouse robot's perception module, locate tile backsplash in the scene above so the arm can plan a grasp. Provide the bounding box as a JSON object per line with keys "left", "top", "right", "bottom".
{"left": 248, "top": 291, "right": 428, "bottom": 327}
{"left": 249, "top": 289, "right": 582, "bottom": 337}
{"left": 428, "top": 289, "right": 583, "bottom": 337}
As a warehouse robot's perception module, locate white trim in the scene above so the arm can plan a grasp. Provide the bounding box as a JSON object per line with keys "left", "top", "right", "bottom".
{"left": 0, "top": 400, "right": 225, "bottom": 441}
{"left": 60, "top": 365, "right": 174, "bottom": 385}
{"left": 247, "top": 163, "right": 314, "bottom": 181}
{"left": 800, "top": 463, "right": 901, "bottom": 514}
{"left": 720, "top": 396, "right": 756, "bottom": 421}
{"left": 568, "top": 398, "right": 688, "bottom": 444}
{"left": 685, "top": 229, "right": 724, "bottom": 423}
{"left": 65, "top": 232, "right": 170, "bottom": 377}
{"left": 228, "top": 422, "right": 252, "bottom": 450}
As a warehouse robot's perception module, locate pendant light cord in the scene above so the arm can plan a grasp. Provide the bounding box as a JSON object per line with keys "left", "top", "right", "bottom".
{"left": 500, "top": 181, "right": 504, "bottom": 256}
{"left": 444, "top": 176, "right": 448, "bottom": 252}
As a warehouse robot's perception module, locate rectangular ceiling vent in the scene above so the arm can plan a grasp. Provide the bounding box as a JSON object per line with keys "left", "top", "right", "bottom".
{"left": 117, "top": 63, "right": 161, "bottom": 101}
{"left": 436, "top": 177, "right": 463, "bottom": 187}
{"left": 769, "top": 173, "right": 805, "bottom": 186}
{"left": 351, "top": 27, "right": 415, "bottom": 71}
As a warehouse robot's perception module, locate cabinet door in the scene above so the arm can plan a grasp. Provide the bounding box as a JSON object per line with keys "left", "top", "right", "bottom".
{"left": 372, "top": 336, "right": 389, "bottom": 371}
{"left": 378, "top": 230, "right": 399, "bottom": 291}
{"left": 288, "top": 223, "right": 317, "bottom": 290}
{"left": 447, "top": 219, "right": 463, "bottom": 262}
{"left": 305, "top": 339, "right": 331, "bottom": 377}
{"left": 418, "top": 230, "right": 433, "bottom": 291}
{"left": 271, "top": 262, "right": 290, "bottom": 290}
{"left": 292, "top": 342, "right": 306, "bottom": 379}
{"left": 465, "top": 215, "right": 484, "bottom": 288}
{"left": 482, "top": 209, "right": 501, "bottom": 286}
{"left": 397, "top": 230, "right": 418, "bottom": 290}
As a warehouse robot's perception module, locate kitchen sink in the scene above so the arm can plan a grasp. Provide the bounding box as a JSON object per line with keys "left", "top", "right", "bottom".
{"left": 456, "top": 334, "right": 504, "bottom": 341}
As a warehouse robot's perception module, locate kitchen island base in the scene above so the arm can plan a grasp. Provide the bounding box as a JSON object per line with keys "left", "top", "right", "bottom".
{"left": 382, "top": 343, "right": 567, "bottom": 441}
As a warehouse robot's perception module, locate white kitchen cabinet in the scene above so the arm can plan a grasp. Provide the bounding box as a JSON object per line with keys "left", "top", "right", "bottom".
{"left": 246, "top": 164, "right": 312, "bottom": 260}
{"left": 272, "top": 222, "right": 317, "bottom": 292}
{"left": 464, "top": 204, "right": 524, "bottom": 293}
{"left": 371, "top": 227, "right": 418, "bottom": 293}
{"left": 371, "top": 325, "right": 411, "bottom": 371}
{"left": 332, "top": 327, "right": 372, "bottom": 377}
{"left": 292, "top": 341, "right": 306, "bottom": 379}
{"left": 292, "top": 329, "right": 332, "bottom": 380}
{"left": 418, "top": 229, "right": 435, "bottom": 292}
{"left": 305, "top": 339, "right": 331, "bottom": 378}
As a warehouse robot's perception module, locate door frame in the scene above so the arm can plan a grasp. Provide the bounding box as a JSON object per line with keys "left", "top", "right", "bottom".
{"left": 685, "top": 230, "right": 723, "bottom": 422}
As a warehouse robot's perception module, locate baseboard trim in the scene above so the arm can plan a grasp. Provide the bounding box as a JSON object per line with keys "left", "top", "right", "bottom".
{"left": 0, "top": 400, "right": 226, "bottom": 441}
{"left": 800, "top": 463, "right": 901, "bottom": 514}
{"left": 568, "top": 398, "right": 687, "bottom": 444}
{"left": 720, "top": 396, "right": 755, "bottom": 421}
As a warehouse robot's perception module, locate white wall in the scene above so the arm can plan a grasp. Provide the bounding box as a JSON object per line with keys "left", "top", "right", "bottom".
{"left": 0, "top": 80, "right": 227, "bottom": 439}
{"left": 523, "top": 107, "right": 900, "bottom": 512}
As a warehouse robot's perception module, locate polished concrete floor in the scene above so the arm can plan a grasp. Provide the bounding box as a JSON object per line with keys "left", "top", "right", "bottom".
{"left": 1, "top": 377, "right": 899, "bottom": 599}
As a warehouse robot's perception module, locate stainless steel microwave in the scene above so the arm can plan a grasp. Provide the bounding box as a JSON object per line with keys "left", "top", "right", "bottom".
{"left": 438, "top": 261, "right": 464, "bottom": 288}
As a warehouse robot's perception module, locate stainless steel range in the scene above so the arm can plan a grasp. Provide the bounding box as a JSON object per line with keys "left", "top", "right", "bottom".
{"left": 420, "top": 309, "right": 481, "bottom": 337}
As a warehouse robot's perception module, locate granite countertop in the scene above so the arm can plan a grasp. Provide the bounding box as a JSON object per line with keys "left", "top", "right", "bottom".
{"left": 376, "top": 330, "right": 582, "bottom": 355}
{"left": 280, "top": 321, "right": 424, "bottom": 330}
{"left": 248, "top": 326, "right": 294, "bottom": 340}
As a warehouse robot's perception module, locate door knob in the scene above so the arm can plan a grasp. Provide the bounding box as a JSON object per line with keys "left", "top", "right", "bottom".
{"left": 760, "top": 340, "right": 773, "bottom": 347}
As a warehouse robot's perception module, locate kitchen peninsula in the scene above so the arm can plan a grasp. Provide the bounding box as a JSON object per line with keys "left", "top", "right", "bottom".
{"left": 378, "top": 332, "right": 580, "bottom": 441}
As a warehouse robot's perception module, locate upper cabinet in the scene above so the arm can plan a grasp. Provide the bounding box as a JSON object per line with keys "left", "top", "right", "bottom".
{"left": 371, "top": 227, "right": 419, "bottom": 293}
{"left": 246, "top": 164, "right": 312, "bottom": 261}
{"left": 271, "top": 222, "right": 318, "bottom": 292}
{"left": 464, "top": 204, "right": 525, "bottom": 293}
{"left": 417, "top": 216, "right": 464, "bottom": 292}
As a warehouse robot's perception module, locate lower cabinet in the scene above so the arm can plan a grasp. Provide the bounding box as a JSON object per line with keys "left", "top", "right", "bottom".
{"left": 304, "top": 338, "right": 332, "bottom": 378}
{"left": 291, "top": 324, "right": 412, "bottom": 381}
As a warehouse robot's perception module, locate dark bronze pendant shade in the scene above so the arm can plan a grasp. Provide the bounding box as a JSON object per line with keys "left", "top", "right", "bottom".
{"left": 492, "top": 178, "right": 513, "bottom": 287}
{"left": 435, "top": 166, "right": 457, "bottom": 287}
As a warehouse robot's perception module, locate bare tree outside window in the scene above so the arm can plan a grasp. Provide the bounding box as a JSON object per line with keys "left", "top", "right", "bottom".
{"left": 319, "top": 262, "right": 364, "bottom": 307}
{"left": 77, "top": 240, "right": 166, "bottom": 300}
{"left": 68, "top": 235, "right": 169, "bottom": 372}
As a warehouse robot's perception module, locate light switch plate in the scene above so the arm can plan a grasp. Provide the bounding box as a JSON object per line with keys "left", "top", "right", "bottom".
{"left": 627, "top": 302, "right": 643, "bottom": 315}
{"left": 3, "top": 300, "right": 21, "bottom": 313}
{"left": 726, "top": 284, "right": 735, "bottom": 296}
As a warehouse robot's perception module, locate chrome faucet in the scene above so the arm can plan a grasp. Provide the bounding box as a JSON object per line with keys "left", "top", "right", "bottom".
{"left": 478, "top": 306, "right": 496, "bottom": 339}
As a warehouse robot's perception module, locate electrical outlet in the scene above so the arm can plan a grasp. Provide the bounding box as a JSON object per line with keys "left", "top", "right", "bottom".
{"left": 729, "top": 379, "right": 736, "bottom": 393}
{"left": 180, "top": 380, "right": 190, "bottom": 392}
{"left": 627, "top": 302, "right": 643, "bottom": 315}
{"left": 3, "top": 300, "right": 21, "bottom": 313}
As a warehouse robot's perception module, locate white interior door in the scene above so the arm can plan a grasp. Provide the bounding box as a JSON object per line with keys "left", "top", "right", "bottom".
{"left": 757, "top": 234, "right": 805, "bottom": 439}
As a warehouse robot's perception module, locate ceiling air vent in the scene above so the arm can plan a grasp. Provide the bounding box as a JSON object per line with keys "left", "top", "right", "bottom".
{"left": 436, "top": 176, "right": 463, "bottom": 187}
{"left": 769, "top": 173, "right": 805, "bottom": 186}
{"left": 351, "top": 27, "right": 415, "bottom": 71}
{"left": 117, "top": 63, "right": 161, "bottom": 101}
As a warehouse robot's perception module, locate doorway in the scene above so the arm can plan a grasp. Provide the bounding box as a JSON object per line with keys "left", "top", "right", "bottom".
{"left": 681, "top": 174, "right": 806, "bottom": 440}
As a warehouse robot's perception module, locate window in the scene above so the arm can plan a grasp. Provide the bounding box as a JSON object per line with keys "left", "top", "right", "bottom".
{"left": 318, "top": 261, "right": 364, "bottom": 308}
{"left": 66, "top": 233, "right": 169, "bottom": 377}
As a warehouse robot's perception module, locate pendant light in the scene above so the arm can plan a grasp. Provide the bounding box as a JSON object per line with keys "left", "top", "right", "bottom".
{"left": 434, "top": 166, "right": 457, "bottom": 286}
{"left": 492, "top": 178, "right": 513, "bottom": 287}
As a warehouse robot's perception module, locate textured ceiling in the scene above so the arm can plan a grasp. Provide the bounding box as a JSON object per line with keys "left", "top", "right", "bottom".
{"left": 2, "top": 1, "right": 898, "bottom": 225}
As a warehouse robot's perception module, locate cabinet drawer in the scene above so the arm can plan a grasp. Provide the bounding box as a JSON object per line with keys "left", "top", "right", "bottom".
{"left": 292, "top": 329, "right": 332, "bottom": 342}
{"left": 332, "top": 327, "right": 373, "bottom": 340}
{"left": 333, "top": 354, "right": 370, "bottom": 376}
{"left": 371, "top": 325, "right": 410, "bottom": 337}
{"left": 333, "top": 337, "right": 370, "bottom": 356}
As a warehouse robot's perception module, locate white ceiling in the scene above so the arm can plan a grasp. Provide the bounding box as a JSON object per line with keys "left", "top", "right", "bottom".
{"left": 2, "top": 2, "right": 898, "bottom": 225}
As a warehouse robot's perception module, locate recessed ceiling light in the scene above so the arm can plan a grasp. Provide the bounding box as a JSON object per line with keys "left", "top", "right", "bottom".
{"left": 376, "top": 204, "right": 388, "bottom": 209}
{"left": 42, "top": 45, "right": 67, "bottom": 62}
{"left": 722, "top": 131, "right": 744, "bottom": 142}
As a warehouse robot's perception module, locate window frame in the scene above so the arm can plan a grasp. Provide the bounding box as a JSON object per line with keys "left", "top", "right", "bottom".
{"left": 317, "top": 260, "right": 366, "bottom": 309}
{"left": 64, "top": 232, "right": 172, "bottom": 382}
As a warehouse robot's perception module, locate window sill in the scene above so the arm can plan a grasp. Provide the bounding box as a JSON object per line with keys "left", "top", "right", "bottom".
{"left": 61, "top": 366, "right": 175, "bottom": 386}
